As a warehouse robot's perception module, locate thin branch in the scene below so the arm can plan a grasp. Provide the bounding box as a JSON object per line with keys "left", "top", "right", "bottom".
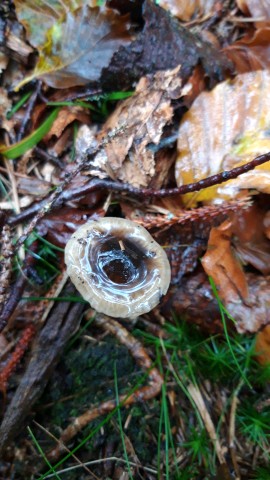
{"left": 16, "top": 81, "right": 42, "bottom": 142}
{"left": 9, "top": 151, "right": 270, "bottom": 231}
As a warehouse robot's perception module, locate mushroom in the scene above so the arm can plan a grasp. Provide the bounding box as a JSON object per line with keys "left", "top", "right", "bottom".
{"left": 64, "top": 217, "right": 171, "bottom": 318}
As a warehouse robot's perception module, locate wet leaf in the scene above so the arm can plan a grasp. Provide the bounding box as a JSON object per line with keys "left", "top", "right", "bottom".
{"left": 161, "top": 270, "right": 270, "bottom": 334}
{"left": 15, "top": 3, "right": 132, "bottom": 89}
{"left": 231, "top": 204, "right": 270, "bottom": 275}
{"left": 14, "top": 0, "right": 100, "bottom": 48}
{"left": 15, "top": 0, "right": 232, "bottom": 92}
{"left": 158, "top": 0, "right": 216, "bottom": 22}
{"left": 201, "top": 220, "right": 249, "bottom": 304}
{"left": 175, "top": 70, "right": 270, "bottom": 206}
{"left": 225, "top": 28, "right": 270, "bottom": 73}
{"left": 226, "top": 273, "right": 270, "bottom": 333}
{"left": 236, "top": 0, "right": 270, "bottom": 27}
{"left": 255, "top": 325, "right": 270, "bottom": 365}
{"left": 14, "top": 0, "right": 72, "bottom": 48}
{"left": 83, "top": 66, "right": 182, "bottom": 188}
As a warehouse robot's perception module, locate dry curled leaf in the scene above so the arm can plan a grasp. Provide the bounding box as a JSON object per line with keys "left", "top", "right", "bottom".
{"left": 15, "top": 3, "right": 132, "bottom": 89}
{"left": 225, "top": 28, "right": 270, "bottom": 74}
{"left": 255, "top": 324, "right": 270, "bottom": 365}
{"left": 84, "top": 66, "right": 182, "bottom": 188}
{"left": 201, "top": 220, "right": 249, "bottom": 304}
{"left": 175, "top": 70, "right": 270, "bottom": 206}
{"left": 43, "top": 107, "right": 90, "bottom": 140}
{"left": 159, "top": 0, "right": 216, "bottom": 22}
{"left": 236, "top": 0, "right": 270, "bottom": 27}
{"left": 161, "top": 269, "right": 270, "bottom": 334}
{"left": 226, "top": 273, "right": 270, "bottom": 333}
{"left": 231, "top": 204, "right": 270, "bottom": 275}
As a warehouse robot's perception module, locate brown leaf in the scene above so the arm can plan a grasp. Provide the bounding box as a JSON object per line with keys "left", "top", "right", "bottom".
{"left": 231, "top": 204, "right": 270, "bottom": 275}
{"left": 161, "top": 270, "right": 270, "bottom": 334}
{"left": 263, "top": 210, "right": 270, "bottom": 238}
{"left": 224, "top": 28, "right": 270, "bottom": 73}
{"left": 43, "top": 107, "right": 90, "bottom": 140}
{"left": 255, "top": 324, "right": 270, "bottom": 365}
{"left": 0, "top": 88, "right": 15, "bottom": 136}
{"left": 175, "top": 70, "right": 270, "bottom": 205}
{"left": 87, "top": 67, "right": 182, "bottom": 188}
{"left": 226, "top": 273, "right": 270, "bottom": 333}
{"left": 160, "top": 271, "right": 225, "bottom": 334}
{"left": 201, "top": 220, "right": 249, "bottom": 303}
{"left": 236, "top": 0, "right": 270, "bottom": 28}
{"left": 158, "top": 0, "right": 217, "bottom": 22}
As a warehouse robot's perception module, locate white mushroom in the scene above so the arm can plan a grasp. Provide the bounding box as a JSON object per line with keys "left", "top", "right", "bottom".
{"left": 65, "top": 217, "right": 171, "bottom": 318}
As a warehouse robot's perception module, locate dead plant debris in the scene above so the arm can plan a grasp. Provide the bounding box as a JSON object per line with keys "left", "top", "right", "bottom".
{"left": 0, "top": 1, "right": 270, "bottom": 479}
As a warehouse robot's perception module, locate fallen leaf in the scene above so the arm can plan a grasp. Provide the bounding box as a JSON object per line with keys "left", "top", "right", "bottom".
{"left": 255, "top": 324, "right": 270, "bottom": 365}
{"left": 263, "top": 211, "right": 270, "bottom": 238}
{"left": 14, "top": 0, "right": 99, "bottom": 48}
{"left": 226, "top": 273, "right": 270, "bottom": 333}
{"left": 42, "top": 205, "right": 103, "bottom": 247}
{"left": 86, "top": 66, "right": 182, "bottom": 188}
{"left": 15, "top": 4, "right": 132, "bottom": 89}
{"left": 224, "top": 28, "right": 270, "bottom": 73}
{"left": 218, "top": 169, "right": 270, "bottom": 197}
{"left": 43, "top": 107, "right": 90, "bottom": 140}
{"left": 0, "top": 88, "right": 15, "bottom": 135}
{"left": 161, "top": 269, "right": 270, "bottom": 334}
{"left": 175, "top": 70, "right": 270, "bottom": 206}
{"left": 0, "top": 52, "right": 8, "bottom": 74}
{"left": 158, "top": 0, "right": 216, "bottom": 22}
{"left": 201, "top": 220, "right": 249, "bottom": 304}
{"left": 160, "top": 271, "right": 225, "bottom": 334}
{"left": 236, "top": 0, "right": 270, "bottom": 28}
{"left": 231, "top": 204, "right": 270, "bottom": 275}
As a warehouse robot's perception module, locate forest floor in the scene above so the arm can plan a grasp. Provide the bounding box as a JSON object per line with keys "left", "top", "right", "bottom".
{"left": 1, "top": 1, "right": 270, "bottom": 479}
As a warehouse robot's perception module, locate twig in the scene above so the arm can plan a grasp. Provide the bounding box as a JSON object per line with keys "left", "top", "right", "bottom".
{"left": 187, "top": 383, "right": 226, "bottom": 465}
{"left": 16, "top": 81, "right": 42, "bottom": 142}
{"left": 9, "top": 152, "right": 270, "bottom": 235}
{"left": 60, "top": 88, "right": 102, "bottom": 102}
{"left": 0, "top": 240, "right": 39, "bottom": 331}
{"left": 0, "top": 226, "right": 13, "bottom": 306}
{"left": 229, "top": 381, "right": 243, "bottom": 480}
{"left": 47, "top": 314, "right": 163, "bottom": 462}
{"left": 34, "top": 147, "right": 65, "bottom": 169}
{"left": 4, "top": 158, "right": 24, "bottom": 260}
{"left": 44, "top": 456, "right": 159, "bottom": 478}
{"left": 0, "top": 285, "right": 85, "bottom": 454}
{"left": 33, "top": 421, "right": 99, "bottom": 480}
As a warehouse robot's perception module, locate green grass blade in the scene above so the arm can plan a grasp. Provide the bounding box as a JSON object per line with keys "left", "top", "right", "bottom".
{"left": 114, "top": 362, "right": 134, "bottom": 480}
{"left": 209, "top": 277, "right": 252, "bottom": 388}
{"left": 0, "top": 108, "right": 60, "bottom": 159}
{"left": 6, "top": 91, "right": 32, "bottom": 120}
{"left": 22, "top": 296, "right": 87, "bottom": 302}
{"left": 27, "top": 427, "right": 62, "bottom": 480}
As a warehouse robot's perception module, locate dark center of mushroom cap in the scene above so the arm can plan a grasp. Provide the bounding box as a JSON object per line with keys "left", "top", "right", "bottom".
{"left": 91, "top": 234, "right": 155, "bottom": 285}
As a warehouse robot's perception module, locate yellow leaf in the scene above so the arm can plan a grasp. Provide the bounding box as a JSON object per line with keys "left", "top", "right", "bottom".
{"left": 175, "top": 70, "right": 270, "bottom": 206}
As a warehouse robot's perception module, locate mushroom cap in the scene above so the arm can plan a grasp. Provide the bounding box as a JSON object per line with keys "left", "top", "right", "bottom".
{"left": 64, "top": 217, "right": 171, "bottom": 318}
